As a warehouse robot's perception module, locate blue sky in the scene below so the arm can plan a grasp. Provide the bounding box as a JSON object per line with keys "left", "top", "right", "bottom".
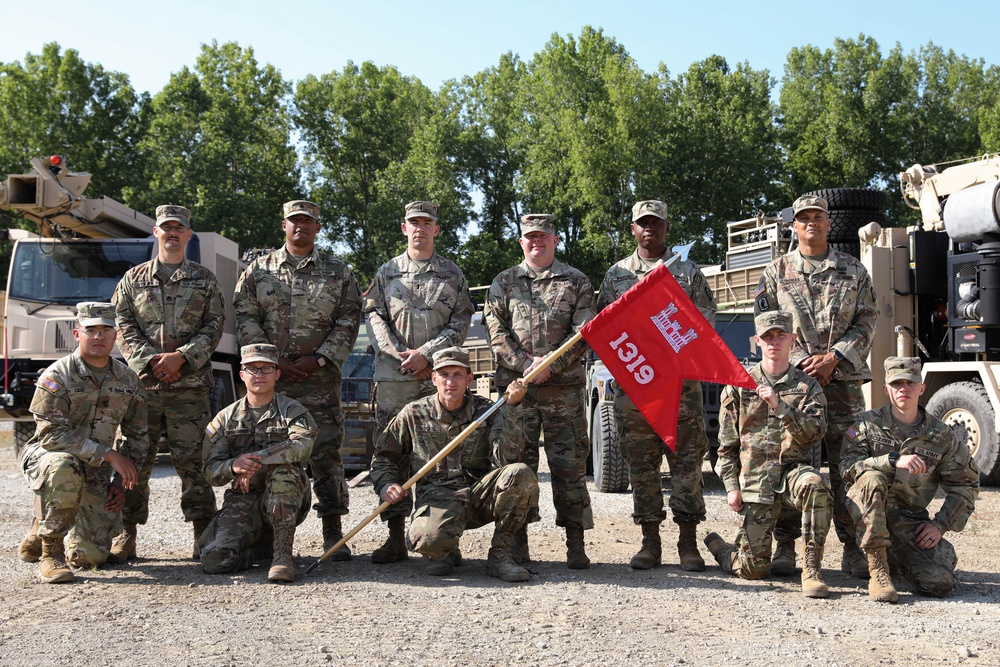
{"left": 3, "top": 0, "right": 998, "bottom": 96}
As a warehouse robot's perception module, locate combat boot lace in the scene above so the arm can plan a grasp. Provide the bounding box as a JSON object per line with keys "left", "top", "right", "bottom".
{"left": 630, "top": 522, "right": 662, "bottom": 570}
{"left": 866, "top": 547, "right": 898, "bottom": 603}
{"left": 39, "top": 537, "right": 74, "bottom": 584}
{"left": 677, "top": 522, "right": 706, "bottom": 572}
{"left": 841, "top": 540, "right": 870, "bottom": 579}
{"left": 800, "top": 541, "right": 829, "bottom": 598}
{"left": 267, "top": 525, "right": 297, "bottom": 583}
{"left": 565, "top": 527, "right": 590, "bottom": 569}
{"left": 769, "top": 538, "right": 797, "bottom": 576}
{"left": 703, "top": 532, "right": 738, "bottom": 575}
{"left": 371, "top": 515, "right": 409, "bottom": 564}
{"left": 322, "top": 515, "right": 352, "bottom": 561}
{"left": 106, "top": 522, "right": 137, "bottom": 565}
{"left": 192, "top": 517, "right": 213, "bottom": 561}
{"left": 18, "top": 517, "right": 42, "bottom": 563}
{"left": 486, "top": 528, "right": 530, "bottom": 582}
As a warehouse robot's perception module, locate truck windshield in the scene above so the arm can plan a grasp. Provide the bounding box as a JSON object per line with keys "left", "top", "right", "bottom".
{"left": 7, "top": 240, "right": 153, "bottom": 303}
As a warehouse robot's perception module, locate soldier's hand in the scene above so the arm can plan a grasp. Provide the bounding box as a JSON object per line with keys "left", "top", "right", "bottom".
{"left": 105, "top": 484, "right": 126, "bottom": 512}
{"left": 291, "top": 355, "right": 321, "bottom": 376}
{"left": 232, "top": 453, "right": 263, "bottom": 476}
{"left": 896, "top": 453, "right": 926, "bottom": 474}
{"left": 800, "top": 353, "right": 838, "bottom": 384}
{"left": 382, "top": 483, "right": 408, "bottom": 504}
{"left": 727, "top": 489, "right": 743, "bottom": 512}
{"left": 400, "top": 350, "right": 429, "bottom": 375}
{"left": 505, "top": 379, "right": 527, "bottom": 406}
{"left": 523, "top": 356, "right": 551, "bottom": 384}
{"left": 106, "top": 451, "right": 138, "bottom": 490}
{"left": 915, "top": 521, "right": 943, "bottom": 550}
{"left": 278, "top": 357, "right": 308, "bottom": 382}
{"left": 756, "top": 385, "right": 779, "bottom": 409}
{"left": 235, "top": 472, "right": 254, "bottom": 493}
{"left": 152, "top": 351, "right": 186, "bottom": 383}
{"left": 413, "top": 368, "right": 432, "bottom": 380}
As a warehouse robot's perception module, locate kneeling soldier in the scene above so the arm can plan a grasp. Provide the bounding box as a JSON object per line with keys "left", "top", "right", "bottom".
{"left": 705, "top": 311, "right": 832, "bottom": 598}
{"left": 200, "top": 344, "right": 317, "bottom": 583}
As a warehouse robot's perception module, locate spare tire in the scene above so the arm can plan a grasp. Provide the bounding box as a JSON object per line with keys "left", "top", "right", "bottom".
{"left": 829, "top": 241, "right": 861, "bottom": 259}
{"left": 806, "top": 188, "right": 888, "bottom": 211}
{"left": 828, "top": 208, "right": 885, "bottom": 242}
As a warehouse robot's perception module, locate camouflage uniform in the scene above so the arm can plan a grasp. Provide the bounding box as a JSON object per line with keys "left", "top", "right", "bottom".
{"left": 20, "top": 351, "right": 149, "bottom": 567}
{"left": 485, "top": 259, "right": 594, "bottom": 530}
{"left": 755, "top": 246, "right": 878, "bottom": 547}
{"left": 113, "top": 257, "right": 224, "bottom": 526}
{"left": 199, "top": 392, "right": 317, "bottom": 574}
{"left": 365, "top": 250, "right": 474, "bottom": 520}
{"left": 716, "top": 363, "right": 831, "bottom": 578}
{"left": 234, "top": 246, "right": 362, "bottom": 519}
{"left": 598, "top": 249, "right": 716, "bottom": 525}
{"left": 841, "top": 406, "right": 979, "bottom": 597}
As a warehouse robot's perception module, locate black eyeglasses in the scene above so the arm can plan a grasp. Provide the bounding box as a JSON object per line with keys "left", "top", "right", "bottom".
{"left": 241, "top": 366, "right": 276, "bottom": 375}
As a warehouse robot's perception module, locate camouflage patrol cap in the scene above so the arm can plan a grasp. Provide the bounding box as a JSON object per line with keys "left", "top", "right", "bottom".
{"left": 632, "top": 200, "right": 668, "bottom": 222}
{"left": 884, "top": 356, "right": 922, "bottom": 384}
{"left": 156, "top": 204, "right": 192, "bottom": 229}
{"left": 521, "top": 213, "right": 556, "bottom": 236}
{"left": 76, "top": 302, "right": 116, "bottom": 327}
{"left": 241, "top": 343, "right": 279, "bottom": 366}
{"left": 432, "top": 346, "right": 471, "bottom": 371}
{"left": 754, "top": 311, "right": 793, "bottom": 336}
{"left": 404, "top": 201, "right": 439, "bottom": 222}
{"left": 283, "top": 200, "right": 320, "bottom": 221}
{"left": 792, "top": 194, "right": 829, "bottom": 216}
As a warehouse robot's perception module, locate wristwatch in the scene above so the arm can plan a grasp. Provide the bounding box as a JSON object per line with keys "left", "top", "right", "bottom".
{"left": 315, "top": 354, "right": 328, "bottom": 368}
{"left": 887, "top": 451, "right": 900, "bottom": 468}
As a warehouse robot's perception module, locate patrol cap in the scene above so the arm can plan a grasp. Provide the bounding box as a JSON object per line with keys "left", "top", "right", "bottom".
{"left": 884, "top": 356, "right": 922, "bottom": 384}
{"left": 156, "top": 204, "right": 192, "bottom": 229}
{"left": 404, "top": 201, "right": 439, "bottom": 222}
{"left": 754, "top": 311, "right": 793, "bottom": 336}
{"left": 521, "top": 213, "right": 556, "bottom": 236}
{"left": 792, "top": 194, "right": 829, "bottom": 217}
{"left": 432, "top": 347, "right": 471, "bottom": 372}
{"left": 632, "top": 200, "right": 667, "bottom": 223}
{"left": 241, "top": 343, "right": 280, "bottom": 366}
{"left": 283, "top": 200, "right": 320, "bottom": 221}
{"left": 76, "top": 302, "right": 115, "bottom": 327}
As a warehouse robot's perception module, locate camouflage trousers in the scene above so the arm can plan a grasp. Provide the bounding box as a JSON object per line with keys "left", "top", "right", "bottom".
{"left": 729, "top": 465, "right": 832, "bottom": 580}
{"left": 774, "top": 380, "right": 864, "bottom": 545}
{"left": 407, "top": 463, "right": 539, "bottom": 561}
{"left": 374, "top": 379, "right": 434, "bottom": 521}
{"left": 278, "top": 373, "right": 348, "bottom": 518}
{"left": 200, "top": 464, "right": 311, "bottom": 574}
{"left": 845, "top": 470, "right": 959, "bottom": 597}
{"left": 24, "top": 451, "right": 117, "bottom": 567}
{"left": 501, "top": 382, "right": 593, "bottom": 530}
{"left": 615, "top": 382, "right": 708, "bottom": 525}
{"left": 122, "top": 386, "right": 217, "bottom": 526}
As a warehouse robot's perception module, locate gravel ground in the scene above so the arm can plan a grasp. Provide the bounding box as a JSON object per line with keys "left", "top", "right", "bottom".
{"left": 1, "top": 428, "right": 998, "bottom": 667}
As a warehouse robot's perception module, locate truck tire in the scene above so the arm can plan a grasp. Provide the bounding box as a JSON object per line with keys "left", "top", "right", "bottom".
{"left": 14, "top": 421, "right": 34, "bottom": 456}
{"left": 591, "top": 402, "right": 629, "bottom": 493}
{"left": 827, "top": 209, "right": 885, "bottom": 242}
{"left": 925, "top": 381, "right": 1000, "bottom": 485}
{"left": 828, "top": 241, "right": 861, "bottom": 259}
{"left": 805, "top": 188, "right": 888, "bottom": 211}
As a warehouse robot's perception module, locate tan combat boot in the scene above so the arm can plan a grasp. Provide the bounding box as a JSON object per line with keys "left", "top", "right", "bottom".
{"left": 39, "top": 537, "right": 74, "bottom": 584}
{"left": 866, "top": 547, "right": 898, "bottom": 603}
{"left": 106, "top": 522, "right": 137, "bottom": 565}
{"left": 800, "top": 541, "right": 829, "bottom": 598}
{"left": 511, "top": 525, "right": 530, "bottom": 565}
{"left": 677, "top": 522, "right": 706, "bottom": 572}
{"left": 267, "top": 524, "right": 297, "bottom": 583}
{"left": 486, "top": 528, "right": 530, "bottom": 582}
{"left": 630, "top": 522, "right": 662, "bottom": 570}
{"left": 322, "top": 515, "right": 351, "bottom": 561}
{"left": 192, "top": 517, "right": 212, "bottom": 560}
{"left": 769, "top": 538, "right": 796, "bottom": 576}
{"left": 565, "top": 527, "right": 590, "bottom": 569}
{"left": 703, "top": 532, "right": 738, "bottom": 575}
{"left": 841, "top": 540, "right": 870, "bottom": 579}
{"left": 371, "top": 515, "right": 409, "bottom": 564}
{"left": 18, "top": 518, "right": 42, "bottom": 563}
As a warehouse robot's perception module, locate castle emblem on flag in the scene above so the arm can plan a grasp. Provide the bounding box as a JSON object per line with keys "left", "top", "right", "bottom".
{"left": 650, "top": 303, "right": 698, "bottom": 353}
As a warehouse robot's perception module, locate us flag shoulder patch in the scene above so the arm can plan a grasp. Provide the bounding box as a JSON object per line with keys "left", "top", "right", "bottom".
{"left": 845, "top": 426, "right": 859, "bottom": 441}
{"left": 40, "top": 377, "right": 62, "bottom": 393}
{"left": 753, "top": 283, "right": 765, "bottom": 297}
{"left": 205, "top": 422, "right": 218, "bottom": 438}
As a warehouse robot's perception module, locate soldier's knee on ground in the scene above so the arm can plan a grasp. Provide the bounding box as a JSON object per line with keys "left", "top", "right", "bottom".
{"left": 66, "top": 540, "right": 109, "bottom": 569}
{"left": 737, "top": 557, "right": 771, "bottom": 580}
{"left": 201, "top": 545, "right": 246, "bottom": 574}
{"left": 410, "top": 532, "right": 459, "bottom": 561}
{"left": 913, "top": 569, "right": 955, "bottom": 598}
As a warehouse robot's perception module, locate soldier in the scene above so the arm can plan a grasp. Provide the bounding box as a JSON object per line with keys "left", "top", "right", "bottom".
{"left": 370, "top": 347, "right": 535, "bottom": 582}
{"left": 110, "top": 204, "right": 224, "bottom": 561}
{"left": 841, "top": 357, "right": 979, "bottom": 601}
{"left": 754, "top": 194, "right": 878, "bottom": 577}
{"left": 597, "top": 200, "right": 715, "bottom": 571}
{"left": 200, "top": 344, "right": 317, "bottom": 583}
{"left": 364, "top": 201, "right": 474, "bottom": 564}
{"left": 18, "top": 302, "right": 149, "bottom": 583}
{"left": 485, "top": 213, "right": 594, "bottom": 570}
{"left": 704, "top": 311, "right": 832, "bottom": 598}
{"left": 234, "top": 200, "right": 362, "bottom": 559}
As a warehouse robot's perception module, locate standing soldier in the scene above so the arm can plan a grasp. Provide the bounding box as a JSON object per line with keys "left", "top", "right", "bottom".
{"left": 598, "top": 200, "right": 714, "bottom": 571}
{"left": 755, "top": 194, "right": 878, "bottom": 577}
{"left": 110, "top": 204, "right": 224, "bottom": 561}
{"left": 364, "top": 201, "right": 474, "bottom": 564}
{"left": 18, "top": 302, "right": 149, "bottom": 582}
{"left": 234, "top": 200, "right": 362, "bottom": 559}
{"left": 485, "top": 213, "right": 594, "bottom": 569}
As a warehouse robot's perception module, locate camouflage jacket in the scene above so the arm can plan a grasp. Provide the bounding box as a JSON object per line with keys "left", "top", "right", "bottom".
{"left": 203, "top": 392, "right": 317, "bottom": 491}
{"left": 113, "top": 258, "right": 225, "bottom": 390}
{"left": 233, "top": 246, "right": 362, "bottom": 372}
{"left": 364, "top": 252, "right": 474, "bottom": 381}
{"left": 716, "top": 363, "right": 827, "bottom": 504}
{"left": 840, "top": 406, "right": 979, "bottom": 532}
{"left": 598, "top": 249, "right": 717, "bottom": 325}
{"left": 370, "top": 392, "right": 524, "bottom": 506}
{"left": 754, "top": 248, "right": 878, "bottom": 382}
{"left": 485, "top": 259, "right": 594, "bottom": 387}
{"left": 21, "top": 351, "right": 149, "bottom": 487}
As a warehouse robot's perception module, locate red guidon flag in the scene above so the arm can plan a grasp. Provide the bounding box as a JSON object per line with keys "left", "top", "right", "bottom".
{"left": 581, "top": 262, "right": 755, "bottom": 451}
